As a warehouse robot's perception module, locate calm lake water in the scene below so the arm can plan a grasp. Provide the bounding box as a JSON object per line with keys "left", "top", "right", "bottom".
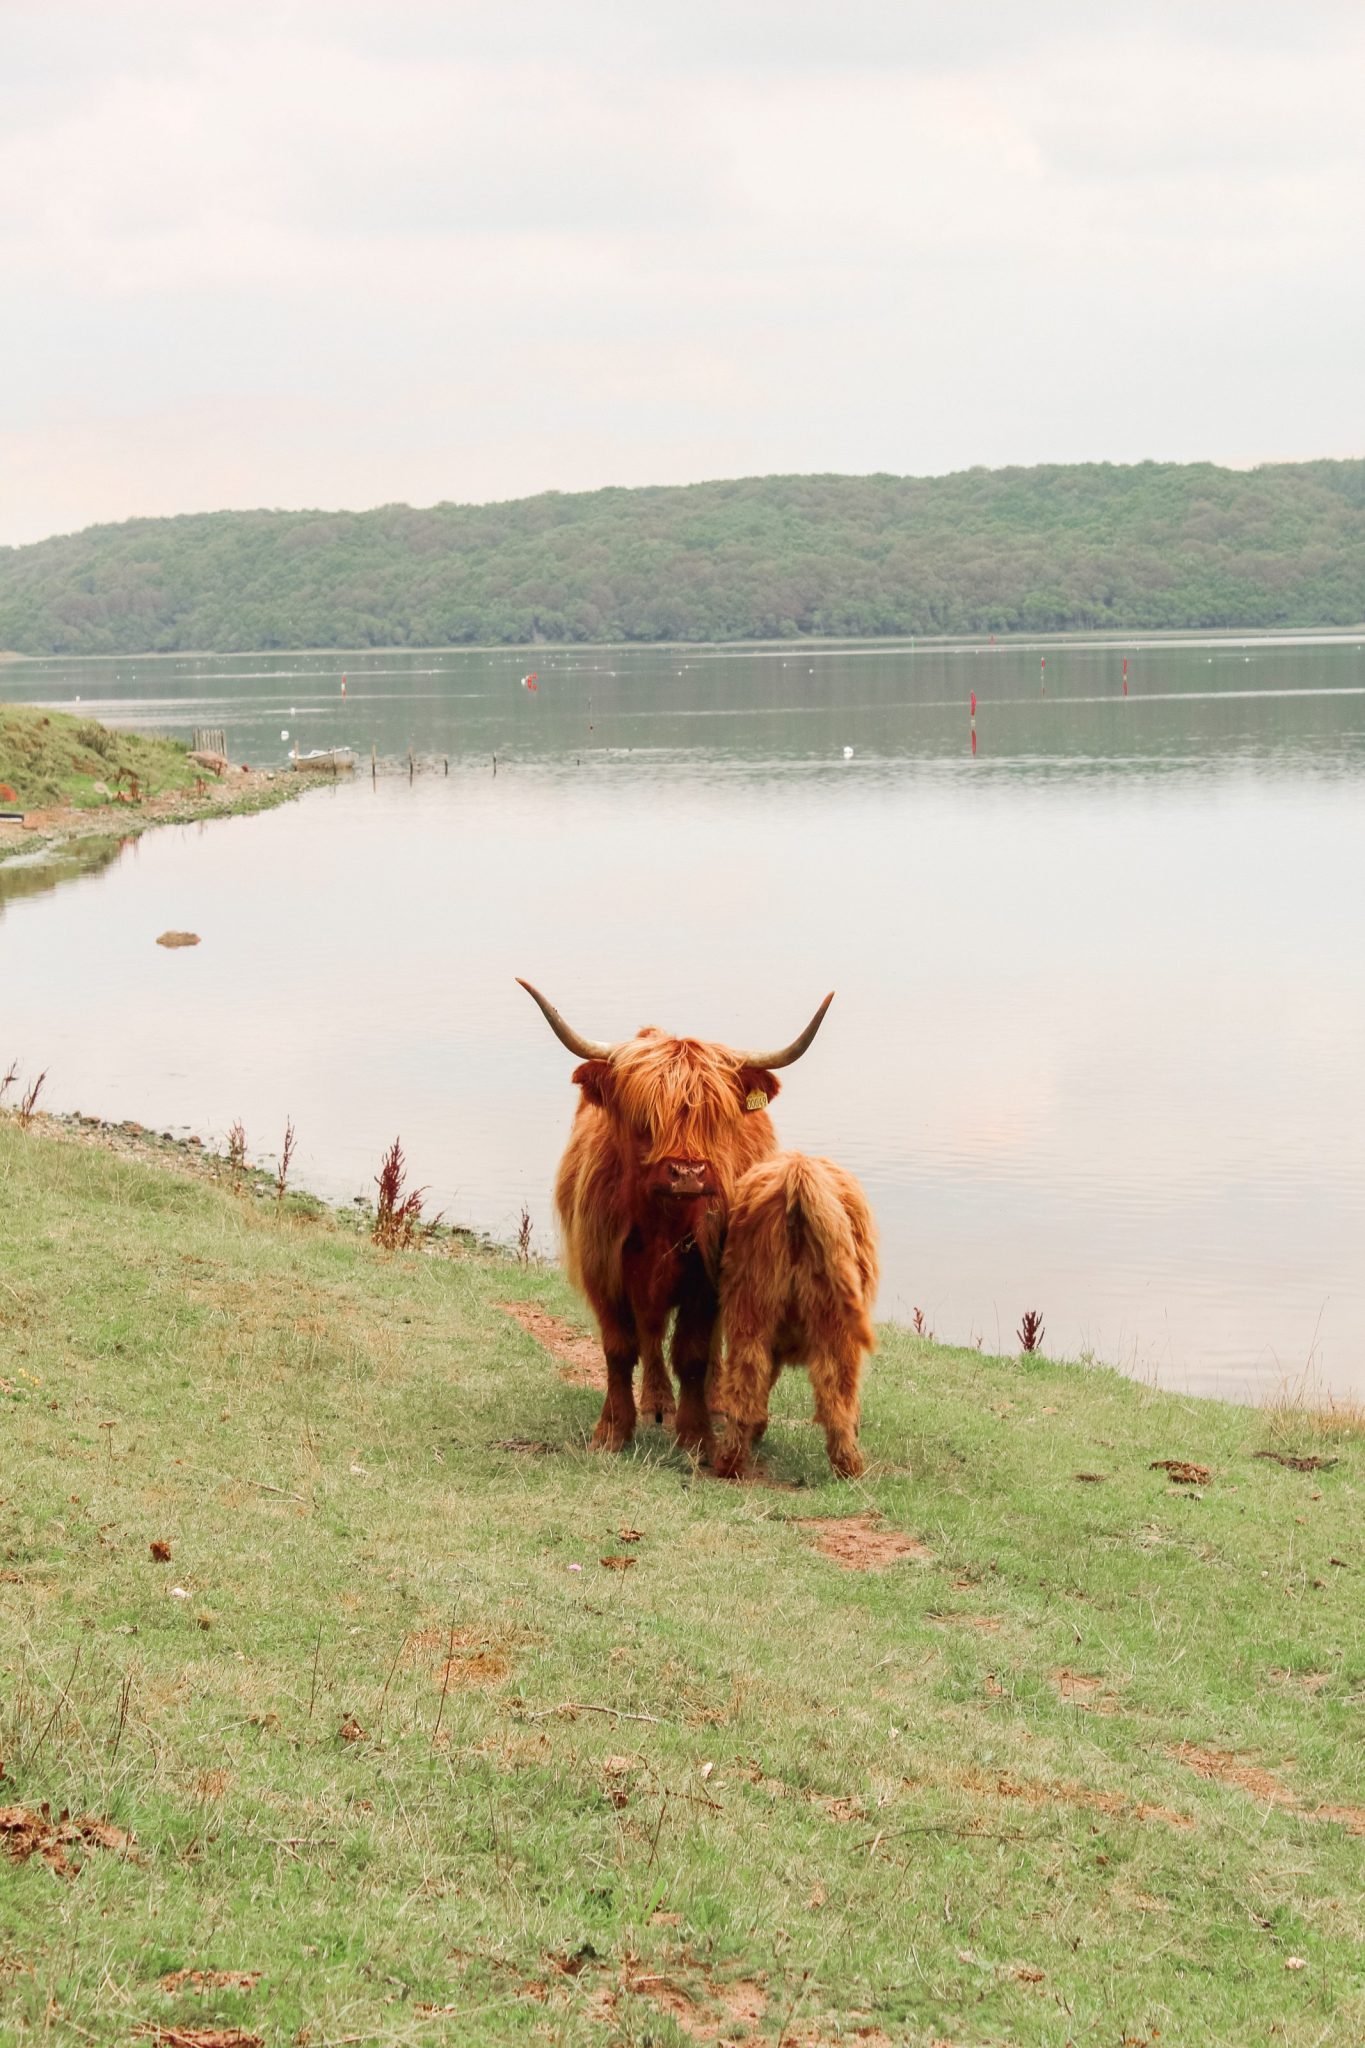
{"left": 4, "top": 636, "right": 1365, "bottom": 1403}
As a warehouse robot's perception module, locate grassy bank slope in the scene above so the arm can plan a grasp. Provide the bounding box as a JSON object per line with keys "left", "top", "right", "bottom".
{"left": 3, "top": 459, "right": 1365, "bottom": 653}
{"left": 0, "top": 1117, "right": 1360, "bottom": 2045}
{"left": 0, "top": 702, "right": 204, "bottom": 811}
{"left": 0, "top": 704, "right": 300, "bottom": 875}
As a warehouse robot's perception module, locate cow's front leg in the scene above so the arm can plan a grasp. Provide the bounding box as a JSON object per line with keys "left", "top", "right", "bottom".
{"left": 670, "top": 1290, "right": 719, "bottom": 1458}
{"left": 588, "top": 1297, "right": 638, "bottom": 1451}
{"left": 593, "top": 1350, "right": 638, "bottom": 1450}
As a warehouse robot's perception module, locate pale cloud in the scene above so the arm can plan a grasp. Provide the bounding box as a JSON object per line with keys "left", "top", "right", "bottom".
{"left": 2, "top": 1, "right": 1362, "bottom": 545}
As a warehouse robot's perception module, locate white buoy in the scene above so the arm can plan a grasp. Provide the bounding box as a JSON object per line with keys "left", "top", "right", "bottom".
{"left": 843, "top": 745, "right": 854, "bottom": 760}
{"left": 281, "top": 729, "right": 289, "bottom": 741}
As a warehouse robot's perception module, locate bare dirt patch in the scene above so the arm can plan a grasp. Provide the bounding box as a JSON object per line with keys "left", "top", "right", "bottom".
{"left": 929, "top": 1610, "right": 1003, "bottom": 1632}
{"left": 611, "top": 1967, "right": 768, "bottom": 2042}
{"left": 401, "top": 1624, "right": 526, "bottom": 1684}
{"left": 159, "top": 1971, "right": 262, "bottom": 1995}
{"left": 497, "top": 1302, "right": 604, "bottom": 1387}
{"left": 784, "top": 2027, "right": 895, "bottom": 2047}
{"left": 1167, "top": 1744, "right": 1296, "bottom": 1806}
{"left": 1267, "top": 1667, "right": 1333, "bottom": 1695}
{"left": 1253, "top": 1450, "right": 1338, "bottom": 1473}
{"left": 1167, "top": 1745, "right": 1364, "bottom": 1831}
{"left": 1052, "top": 1668, "right": 1120, "bottom": 1713}
{"left": 135, "top": 2030, "right": 263, "bottom": 2048}
{"left": 1150, "top": 1459, "right": 1210, "bottom": 1485}
{"left": 955, "top": 1768, "right": 1193, "bottom": 1832}
{"left": 436, "top": 1650, "right": 511, "bottom": 1687}
{"left": 816, "top": 1795, "right": 866, "bottom": 1824}
{"left": 0, "top": 1804, "right": 134, "bottom": 1877}
{"left": 797, "top": 1513, "right": 933, "bottom": 1570}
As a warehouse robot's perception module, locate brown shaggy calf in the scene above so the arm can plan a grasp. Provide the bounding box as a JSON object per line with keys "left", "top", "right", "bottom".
{"left": 714, "top": 1151, "right": 879, "bottom": 1480}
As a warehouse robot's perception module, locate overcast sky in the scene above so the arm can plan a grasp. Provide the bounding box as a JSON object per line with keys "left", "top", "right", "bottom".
{"left": 2, "top": 1, "right": 1362, "bottom": 546}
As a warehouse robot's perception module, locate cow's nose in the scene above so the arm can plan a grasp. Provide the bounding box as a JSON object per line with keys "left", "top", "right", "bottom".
{"left": 666, "top": 1159, "right": 708, "bottom": 1191}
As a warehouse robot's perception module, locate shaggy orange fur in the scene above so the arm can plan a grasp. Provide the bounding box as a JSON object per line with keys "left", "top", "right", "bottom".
{"left": 554, "top": 1030, "right": 782, "bottom": 1453}
{"left": 714, "top": 1152, "right": 879, "bottom": 1480}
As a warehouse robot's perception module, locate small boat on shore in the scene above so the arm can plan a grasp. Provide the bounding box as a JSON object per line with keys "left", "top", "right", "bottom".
{"left": 288, "top": 748, "right": 357, "bottom": 775}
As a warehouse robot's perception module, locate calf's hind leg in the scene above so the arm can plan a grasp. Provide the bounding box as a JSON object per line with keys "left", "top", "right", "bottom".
{"left": 809, "top": 1336, "right": 866, "bottom": 1479}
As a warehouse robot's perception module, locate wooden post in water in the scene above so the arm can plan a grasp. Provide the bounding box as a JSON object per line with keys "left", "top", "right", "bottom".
{"left": 408, "top": 745, "right": 414, "bottom": 784}
{"left": 371, "top": 742, "right": 376, "bottom": 784}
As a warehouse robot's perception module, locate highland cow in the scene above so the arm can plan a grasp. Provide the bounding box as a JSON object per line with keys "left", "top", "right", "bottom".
{"left": 518, "top": 980, "right": 834, "bottom": 1454}
{"left": 714, "top": 1151, "right": 878, "bottom": 1480}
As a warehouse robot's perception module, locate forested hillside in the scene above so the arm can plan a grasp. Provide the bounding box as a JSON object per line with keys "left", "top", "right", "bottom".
{"left": 3, "top": 459, "right": 1364, "bottom": 654}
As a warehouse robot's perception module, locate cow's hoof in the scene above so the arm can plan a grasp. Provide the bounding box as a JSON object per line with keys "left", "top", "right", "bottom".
{"left": 827, "top": 1436, "right": 866, "bottom": 1479}
{"left": 591, "top": 1419, "right": 634, "bottom": 1452}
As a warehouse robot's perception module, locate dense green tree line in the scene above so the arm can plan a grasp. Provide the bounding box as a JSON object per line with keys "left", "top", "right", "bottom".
{"left": 2, "top": 460, "right": 1363, "bottom": 655}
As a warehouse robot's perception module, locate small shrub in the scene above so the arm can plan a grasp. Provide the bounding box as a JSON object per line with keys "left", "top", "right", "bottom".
{"left": 227, "top": 1119, "right": 246, "bottom": 1179}
{"left": 516, "top": 1205, "right": 533, "bottom": 1264}
{"left": 0, "top": 1062, "right": 17, "bottom": 1106}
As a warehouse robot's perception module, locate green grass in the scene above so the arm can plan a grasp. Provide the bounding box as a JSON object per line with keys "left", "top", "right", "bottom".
{"left": 0, "top": 1118, "right": 1361, "bottom": 2046}
{"left": 0, "top": 702, "right": 203, "bottom": 811}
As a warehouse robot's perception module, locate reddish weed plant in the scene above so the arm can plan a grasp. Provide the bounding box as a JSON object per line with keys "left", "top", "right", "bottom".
{"left": 0, "top": 1062, "right": 17, "bottom": 1106}
{"left": 373, "top": 1137, "right": 432, "bottom": 1250}
{"left": 516, "top": 1204, "right": 533, "bottom": 1264}
{"left": 227, "top": 1119, "right": 247, "bottom": 1178}
{"left": 1018, "top": 1308, "right": 1045, "bottom": 1355}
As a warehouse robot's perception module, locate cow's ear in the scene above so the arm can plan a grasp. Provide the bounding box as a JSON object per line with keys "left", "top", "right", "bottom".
{"left": 738, "top": 1065, "right": 781, "bottom": 1113}
{"left": 572, "top": 1059, "right": 614, "bottom": 1107}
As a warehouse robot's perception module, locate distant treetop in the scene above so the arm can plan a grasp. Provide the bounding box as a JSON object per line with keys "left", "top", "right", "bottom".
{"left": 1, "top": 459, "right": 1363, "bottom": 654}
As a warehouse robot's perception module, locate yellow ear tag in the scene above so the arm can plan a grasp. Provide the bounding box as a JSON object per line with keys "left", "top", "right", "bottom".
{"left": 744, "top": 1088, "right": 769, "bottom": 1112}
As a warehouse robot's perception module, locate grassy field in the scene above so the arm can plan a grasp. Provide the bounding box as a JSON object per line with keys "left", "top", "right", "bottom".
{"left": 0, "top": 1117, "right": 1360, "bottom": 2047}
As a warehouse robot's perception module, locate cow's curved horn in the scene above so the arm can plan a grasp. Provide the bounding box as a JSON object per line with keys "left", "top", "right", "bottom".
{"left": 516, "top": 979, "right": 613, "bottom": 1060}
{"left": 733, "top": 991, "right": 836, "bottom": 1070}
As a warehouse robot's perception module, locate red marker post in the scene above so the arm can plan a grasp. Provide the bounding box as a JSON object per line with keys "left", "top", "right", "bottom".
{"left": 1122, "top": 656, "right": 1129, "bottom": 698}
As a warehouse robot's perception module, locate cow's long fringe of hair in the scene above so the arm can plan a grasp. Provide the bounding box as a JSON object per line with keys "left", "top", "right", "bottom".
{"left": 557, "top": 1031, "right": 779, "bottom": 1302}
{"left": 610, "top": 1030, "right": 778, "bottom": 1165}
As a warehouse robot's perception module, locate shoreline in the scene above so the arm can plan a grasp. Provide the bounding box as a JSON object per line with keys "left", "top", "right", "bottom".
{"left": 8, "top": 1101, "right": 496, "bottom": 1257}
{"left": 0, "top": 760, "right": 304, "bottom": 869}
{"left": 5, "top": 623, "right": 1365, "bottom": 666}
{"left": 10, "top": 1098, "right": 1358, "bottom": 1431}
